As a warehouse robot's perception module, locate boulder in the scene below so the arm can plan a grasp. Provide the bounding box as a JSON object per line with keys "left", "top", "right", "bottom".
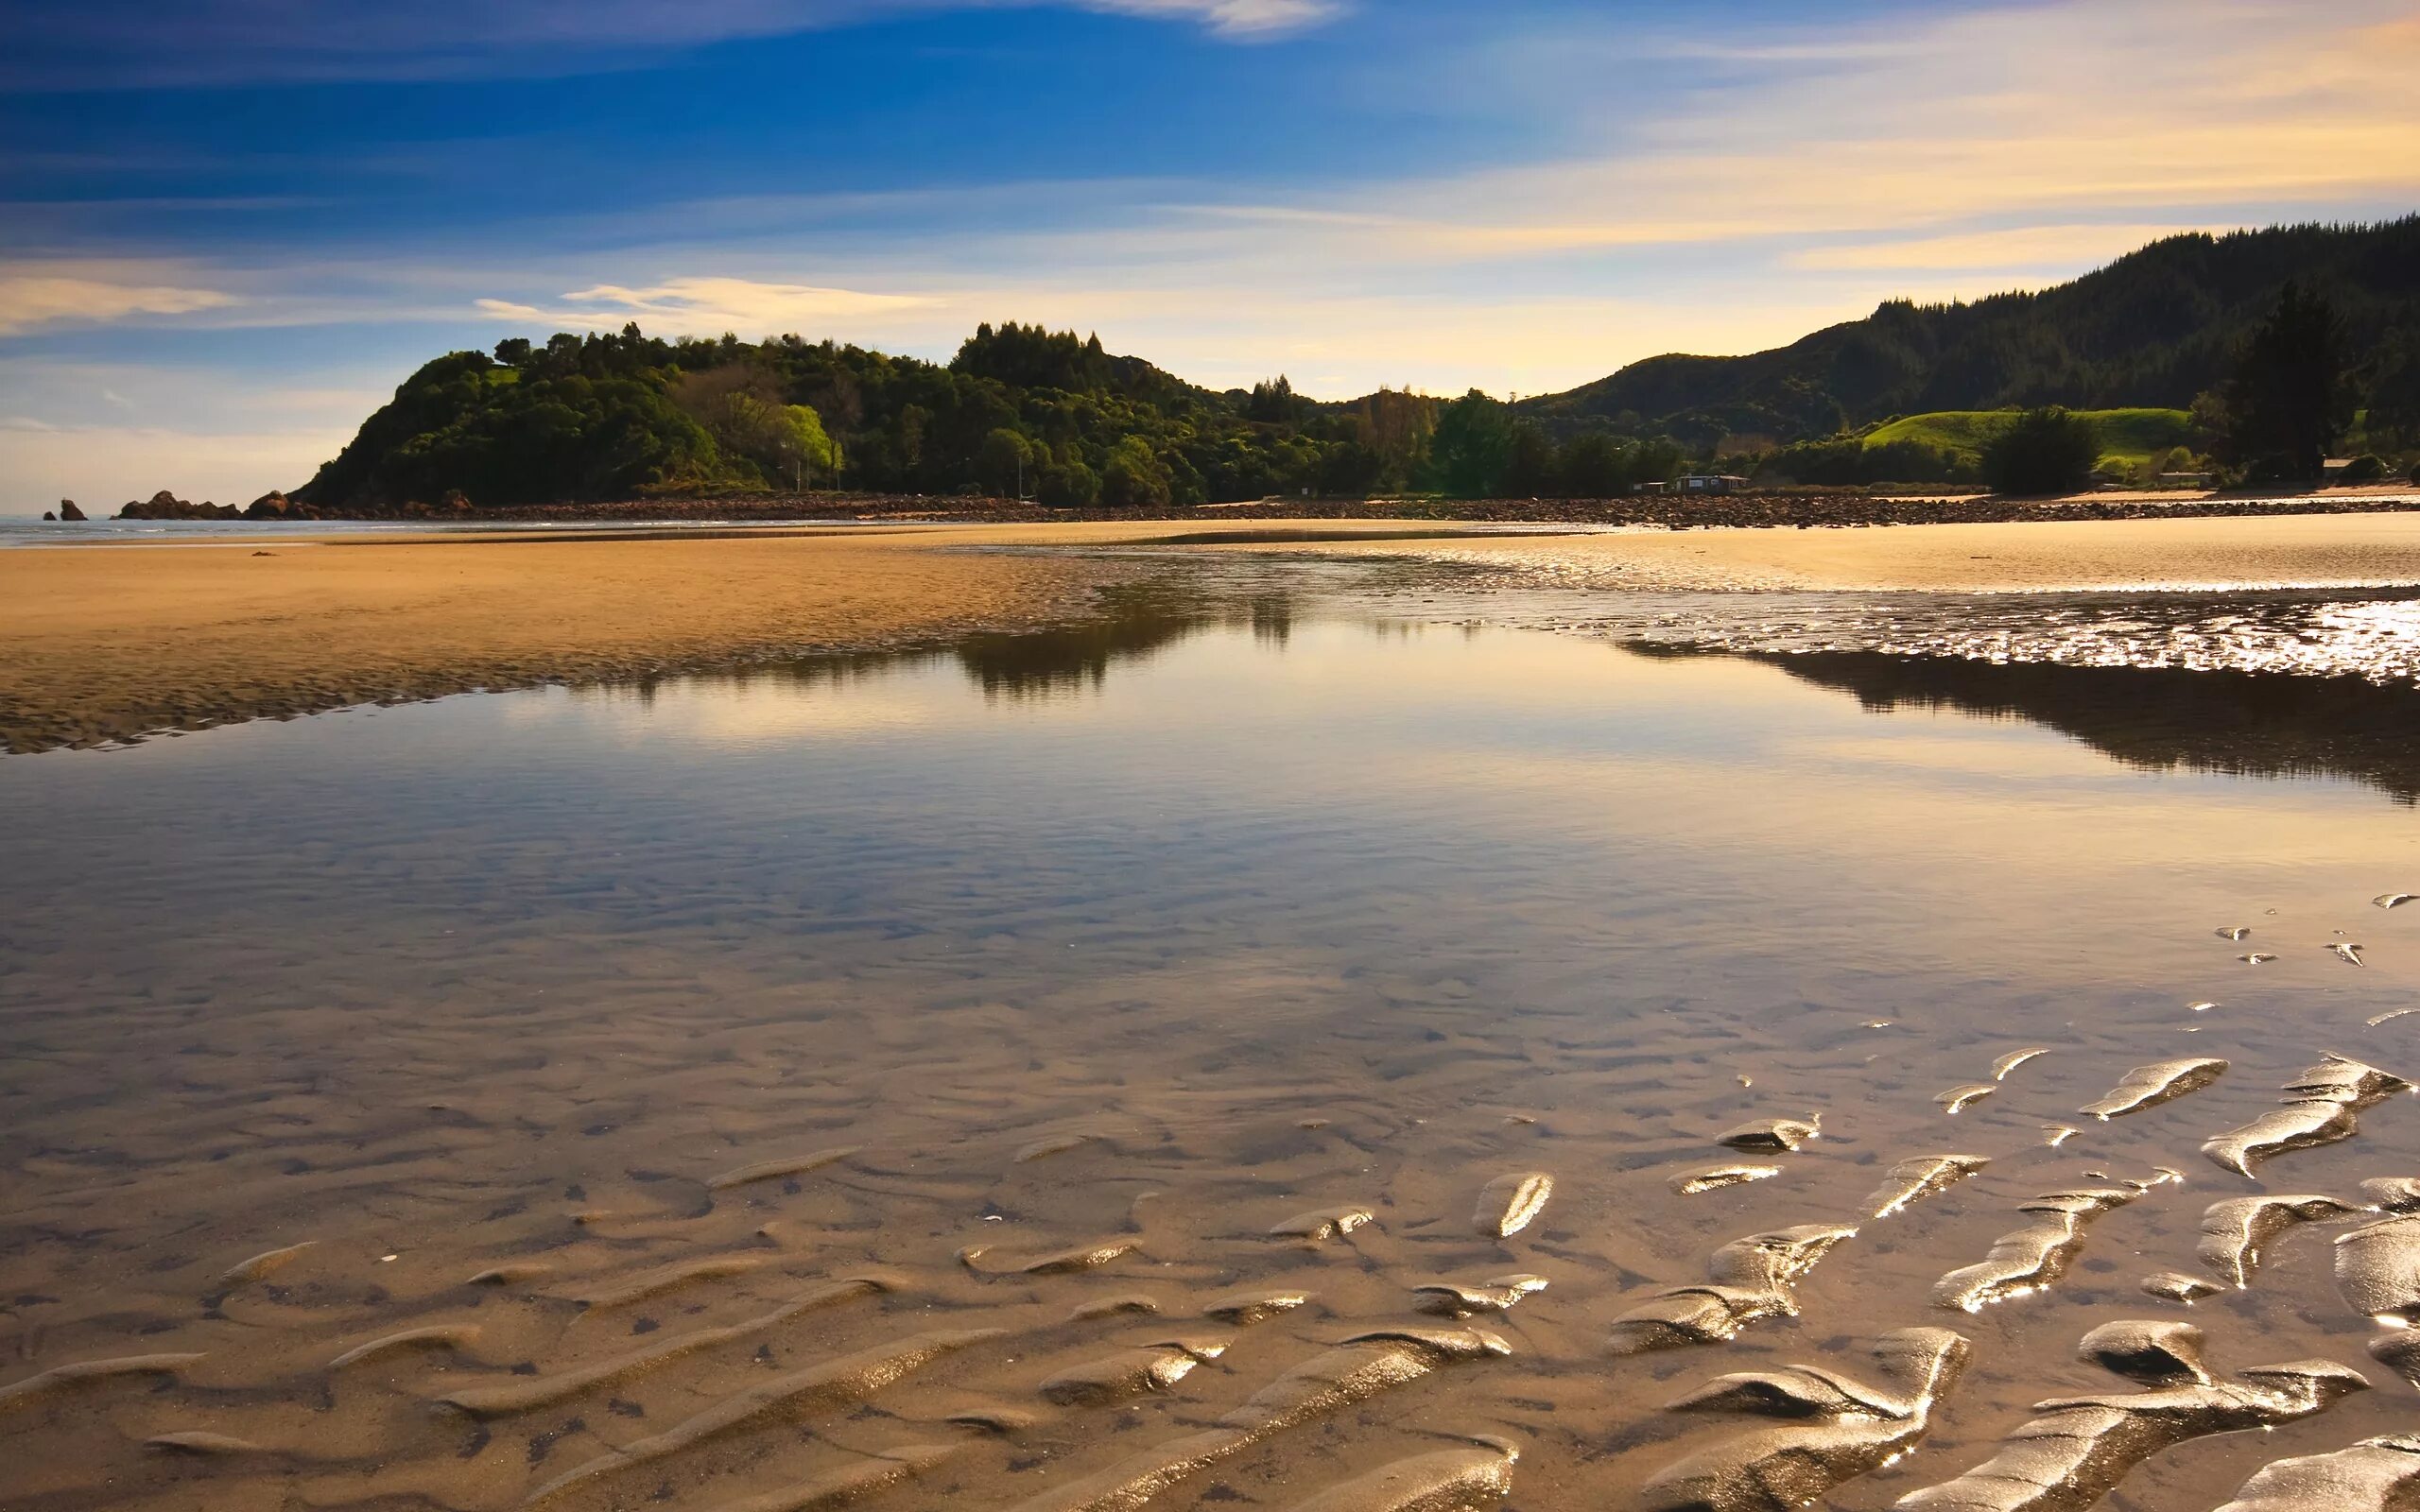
{"left": 58, "top": 499, "right": 86, "bottom": 521}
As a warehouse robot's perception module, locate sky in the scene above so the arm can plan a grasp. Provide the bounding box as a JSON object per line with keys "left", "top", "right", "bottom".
{"left": 3, "top": 0, "right": 2418, "bottom": 513}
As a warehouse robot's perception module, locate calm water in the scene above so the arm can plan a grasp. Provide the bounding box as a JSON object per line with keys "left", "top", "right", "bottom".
{"left": 5, "top": 580, "right": 2420, "bottom": 1511}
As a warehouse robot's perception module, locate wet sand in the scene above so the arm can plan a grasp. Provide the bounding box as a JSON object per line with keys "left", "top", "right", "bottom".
{"left": 9, "top": 512, "right": 2420, "bottom": 753}
{"left": 7, "top": 610, "right": 2420, "bottom": 1511}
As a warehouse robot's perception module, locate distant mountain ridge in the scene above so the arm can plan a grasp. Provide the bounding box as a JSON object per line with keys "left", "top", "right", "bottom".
{"left": 1519, "top": 217, "right": 2420, "bottom": 446}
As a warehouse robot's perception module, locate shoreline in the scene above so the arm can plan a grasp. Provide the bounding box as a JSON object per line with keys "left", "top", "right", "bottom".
{"left": 40, "top": 482, "right": 2420, "bottom": 533}
{"left": 9, "top": 512, "right": 2420, "bottom": 755}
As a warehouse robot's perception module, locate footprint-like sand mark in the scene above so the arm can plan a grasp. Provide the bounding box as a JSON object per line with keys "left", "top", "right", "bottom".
{"left": 2212, "top": 1432, "right": 2420, "bottom": 1512}
{"left": 1003, "top": 1326, "right": 1512, "bottom": 1512}
{"left": 1642, "top": 1327, "right": 1970, "bottom": 1512}
{"left": 1608, "top": 1223, "right": 1858, "bottom": 1353}
{"left": 2203, "top": 1054, "right": 2412, "bottom": 1177}
{"left": 1893, "top": 1324, "right": 2369, "bottom": 1512}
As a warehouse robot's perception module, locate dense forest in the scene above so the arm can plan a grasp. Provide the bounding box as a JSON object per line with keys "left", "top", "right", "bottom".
{"left": 281, "top": 218, "right": 2420, "bottom": 513}
{"left": 1526, "top": 217, "right": 2420, "bottom": 449}
{"left": 291, "top": 322, "right": 1687, "bottom": 511}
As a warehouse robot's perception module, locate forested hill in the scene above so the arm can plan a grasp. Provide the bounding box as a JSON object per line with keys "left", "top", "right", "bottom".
{"left": 276, "top": 218, "right": 2419, "bottom": 515}
{"left": 1522, "top": 218, "right": 2420, "bottom": 445}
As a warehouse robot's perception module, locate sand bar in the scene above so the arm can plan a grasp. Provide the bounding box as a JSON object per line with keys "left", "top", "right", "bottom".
{"left": 7, "top": 512, "right": 2420, "bottom": 753}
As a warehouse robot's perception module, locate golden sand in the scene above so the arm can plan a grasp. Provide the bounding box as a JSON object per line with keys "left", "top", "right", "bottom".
{"left": 8, "top": 511, "right": 2420, "bottom": 751}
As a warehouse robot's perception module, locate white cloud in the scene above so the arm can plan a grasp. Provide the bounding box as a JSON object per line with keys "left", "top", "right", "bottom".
{"left": 0, "top": 271, "right": 239, "bottom": 335}
{"left": 1080, "top": 0, "right": 1340, "bottom": 38}
{"left": 475, "top": 277, "right": 940, "bottom": 335}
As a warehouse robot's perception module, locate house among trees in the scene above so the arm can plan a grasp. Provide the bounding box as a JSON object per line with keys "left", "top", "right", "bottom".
{"left": 1676, "top": 473, "right": 1749, "bottom": 494}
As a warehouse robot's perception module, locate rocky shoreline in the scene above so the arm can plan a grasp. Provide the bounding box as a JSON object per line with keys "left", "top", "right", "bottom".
{"left": 61, "top": 484, "right": 2420, "bottom": 533}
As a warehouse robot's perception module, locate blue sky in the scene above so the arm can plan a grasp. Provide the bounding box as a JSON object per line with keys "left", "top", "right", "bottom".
{"left": 3, "top": 0, "right": 2418, "bottom": 511}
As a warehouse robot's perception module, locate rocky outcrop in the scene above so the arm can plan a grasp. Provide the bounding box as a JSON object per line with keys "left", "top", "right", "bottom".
{"left": 57, "top": 499, "right": 86, "bottom": 521}
{"left": 116, "top": 490, "right": 238, "bottom": 521}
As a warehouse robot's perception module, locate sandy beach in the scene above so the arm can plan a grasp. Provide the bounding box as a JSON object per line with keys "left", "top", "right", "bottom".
{"left": 9, "top": 511, "right": 2420, "bottom": 753}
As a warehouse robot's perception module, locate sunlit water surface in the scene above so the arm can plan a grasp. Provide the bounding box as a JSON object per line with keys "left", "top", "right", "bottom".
{"left": 5, "top": 587, "right": 2420, "bottom": 1512}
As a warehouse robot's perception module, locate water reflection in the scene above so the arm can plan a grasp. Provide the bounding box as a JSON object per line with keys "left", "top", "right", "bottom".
{"left": 590, "top": 581, "right": 1293, "bottom": 710}
{"left": 1749, "top": 649, "right": 2420, "bottom": 805}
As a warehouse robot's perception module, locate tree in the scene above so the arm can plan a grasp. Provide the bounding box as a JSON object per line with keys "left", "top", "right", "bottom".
{"left": 977, "top": 427, "right": 1035, "bottom": 496}
{"left": 1500, "top": 421, "right": 1560, "bottom": 497}
{"left": 2220, "top": 281, "right": 2355, "bottom": 480}
{"left": 1558, "top": 432, "right": 1629, "bottom": 498}
{"left": 1098, "top": 437, "right": 1174, "bottom": 507}
{"left": 1429, "top": 389, "right": 1513, "bottom": 497}
{"left": 1980, "top": 407, "right": 2102, "bottom": 495}
{"left": 773, "top": 404, "right": 840, "bottom": 489}
{"left": 2364, "top": 351, "right": 2420, "bottom": 453}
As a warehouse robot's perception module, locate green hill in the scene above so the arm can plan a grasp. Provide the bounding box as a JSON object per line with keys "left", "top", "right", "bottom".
{"left": 1864, "top": 408, "right": 2195, "bottom": 470}
{"left": 1522, "top": 217, "right": 2420, "bottom": 446}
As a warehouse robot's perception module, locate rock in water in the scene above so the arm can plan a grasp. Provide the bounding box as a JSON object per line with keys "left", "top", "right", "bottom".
{"left": 1609, "top": 1224, "right": 1857, "bottom": 1353}
{"left": 1281, "top": 1438, "right": 1518, "bottom": 1511}
{"left": 1473, "top": 1172, "right": 1552, "bottom": 1239}
{"left": 58, "top": 499, "right": 86, "bottom": 521}
{"left": 1893, "top": 1335, "right": 2368, "bottom": 1512}
{"left": 2204, "top": 1055, "right": 2411, "bottom": 1178}
{"left": 2079, "top": 1057, "right": 2228, "bottom": 1119}
{"left": 2210, "top": 1433, "right": 2420, "bottom": 1512}
{"left": 2197, "top": 1194, "right": 2361, "bottom": 1288}
{"left": 1642, "top": 1328, "right": 1970, "bottom": 1512}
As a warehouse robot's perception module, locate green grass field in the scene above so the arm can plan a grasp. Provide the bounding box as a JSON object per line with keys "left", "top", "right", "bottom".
{"left": 1864, "top": 408, "right": 2195, "bottom": 470}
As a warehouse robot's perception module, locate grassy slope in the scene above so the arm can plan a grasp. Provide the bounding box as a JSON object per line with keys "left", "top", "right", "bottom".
{"left": 1864, "top": 408, "right": 2194, "bottom": 469}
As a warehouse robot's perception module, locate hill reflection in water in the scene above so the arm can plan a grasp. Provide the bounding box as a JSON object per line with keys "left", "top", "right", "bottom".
{"left": 1741, "top": 648, "right": 2420, "bottom": 804}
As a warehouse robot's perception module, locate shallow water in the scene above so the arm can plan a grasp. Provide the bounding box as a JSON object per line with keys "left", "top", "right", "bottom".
{"left": 5, "top": 579, "right": 2420, "bottom": 1512}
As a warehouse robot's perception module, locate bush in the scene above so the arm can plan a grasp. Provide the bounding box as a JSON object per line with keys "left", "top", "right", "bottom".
{"left": 2410, "top": 458, "right": 2420, "bottom": 486}
{"left": 2342, "top": 454, "right": 2389, "bottom": 482}
{"left": 1980, "top": 407, "right": 2102, "bottom": 495}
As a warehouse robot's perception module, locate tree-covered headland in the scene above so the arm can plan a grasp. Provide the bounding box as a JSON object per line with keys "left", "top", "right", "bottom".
{"left": 268, "top": 218, "right": 2420, "bottom": 516}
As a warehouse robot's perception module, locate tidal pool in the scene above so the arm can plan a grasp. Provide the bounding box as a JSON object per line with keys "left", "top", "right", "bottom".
{"left": 4, "top": 577, "right": 2420, "bottom": 1511}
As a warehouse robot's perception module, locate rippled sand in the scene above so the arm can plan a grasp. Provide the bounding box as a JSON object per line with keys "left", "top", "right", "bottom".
{"left": 7, "top": 603, "right": 2420, "bottom": 1510}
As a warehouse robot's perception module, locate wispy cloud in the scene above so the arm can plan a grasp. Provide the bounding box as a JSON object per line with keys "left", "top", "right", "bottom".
{"left": 1789, "top": 224, "right": 2233, "bottom": 272}
{"left": 0, "top": 269, "right": 240, "bottom": 335}
{"left": 475, "top": 278, "right": 940, "bottom": 335}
